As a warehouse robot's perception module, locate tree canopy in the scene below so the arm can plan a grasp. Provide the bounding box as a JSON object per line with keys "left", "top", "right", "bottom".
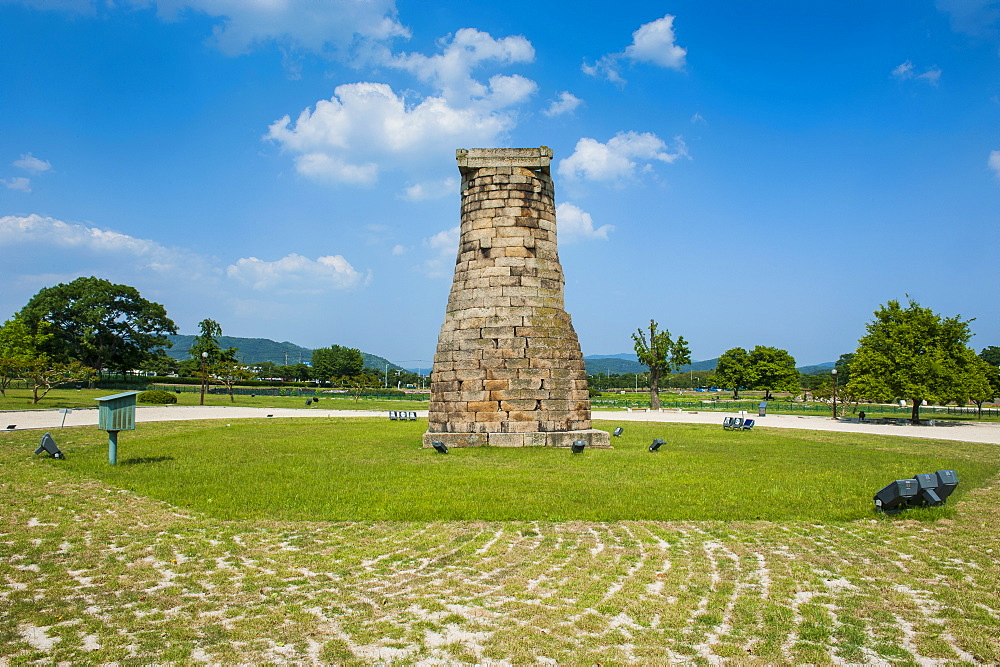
{"left": 714, "top": 347, "right": 752, "bottom": 400}
{"left": 312, "top": 345, "right": 364, "bottom": 382}
{"left": 632, "top": 320, "right": 690, "bottom": 410}
{"left": 17, "top": 276, "right": 176, "bottom": 375}
{"left": 747, "top": 345, "right": 799, "bottom": 401}
{"left": 847, "top": 298, "right": 989, "bottom": 421}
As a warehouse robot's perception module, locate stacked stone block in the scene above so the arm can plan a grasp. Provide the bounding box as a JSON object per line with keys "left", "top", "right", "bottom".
{"left": 423, "top": 147, "right": 610, "bottom": 449}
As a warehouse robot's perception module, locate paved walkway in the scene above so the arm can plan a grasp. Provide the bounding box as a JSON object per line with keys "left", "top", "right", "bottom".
{"left": 3, "top": 405, "right": 1000, "bottom": 445}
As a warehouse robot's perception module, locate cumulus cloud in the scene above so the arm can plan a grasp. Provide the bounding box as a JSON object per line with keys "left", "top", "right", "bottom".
{"left": 990, "top": 150, "right": 1000, "bottom": 178}
{"left": 556, "top": 202, "right": 613, "bottom": 241}
{"left": 9, "top": 0, "right": 408, "bottom": 57}
{"left": 543, "top": 91, "right": 583, "bottom": 117}
{"left": 3, "top": 177, "right": 32, "bottom": 192}
{"left": 892, "top": 60, "right": 942, "bottom": 85}
{"left": 558, "top": 131, "right": 689, "bottom": 182}
{"left": 226, "top": 253, "right": 362, "bottom": 292}
{"left": 0, "top": 213, "right": 365, "bottom": 297}
{"left": 402, "top": 177, "right": 458, "bottom": 201}
{"left": 13, "top": 153, "right": 51, "bottom": 173}
{"left": 0, "top": 214, "right": 216, "bottom": 277}
{"left": 387, "top": 28, "right": 535, "bottom": 108}
{"left": 418, "top": 225, "right": 459, "bottom": 277}
{"left": 624, "top": 14, "right": 687, "bottom": 69}
{"left": 583, "top": 14, "right": 686, "bottom": 84}
{"left": 268, "top": 82, "right": 516, "bottom": 185}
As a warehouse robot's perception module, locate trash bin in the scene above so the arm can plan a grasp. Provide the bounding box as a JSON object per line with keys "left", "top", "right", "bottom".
{"left": 758, "top": 401, "right": 767, "bottom": 417}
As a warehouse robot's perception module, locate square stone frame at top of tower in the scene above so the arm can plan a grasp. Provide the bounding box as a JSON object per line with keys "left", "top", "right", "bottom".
{"left": 456, "top": 147, "right": 553, "bottom": 176}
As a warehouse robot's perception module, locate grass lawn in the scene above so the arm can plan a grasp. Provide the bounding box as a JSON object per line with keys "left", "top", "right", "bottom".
{"left": 27, "top": 419, "right": 999, "bottom": 523}
{"left": 2, "top": 419, "right": 998, "bottom": 662}
{"left": 0, "top": 387, "right": 428, "bottom": 413}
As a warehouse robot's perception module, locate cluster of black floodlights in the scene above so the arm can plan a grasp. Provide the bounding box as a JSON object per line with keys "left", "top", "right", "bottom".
{"left": 874, "top": 470, "right": 958, "bottom": 512}
{"left": 430, "top": 428, "right": 667, "bottom": 454}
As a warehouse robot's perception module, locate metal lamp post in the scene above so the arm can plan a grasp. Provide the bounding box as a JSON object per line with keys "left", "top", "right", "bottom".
{"left": 831, "top": 368, "right": 838, "bottom": 419}
{"left": 199, "top": 351, "right": 209, "bottom": 406}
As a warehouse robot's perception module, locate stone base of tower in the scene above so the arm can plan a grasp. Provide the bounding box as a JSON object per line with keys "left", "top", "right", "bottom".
{"left": 422, "top": 429, "right": 611, "bottom": 449}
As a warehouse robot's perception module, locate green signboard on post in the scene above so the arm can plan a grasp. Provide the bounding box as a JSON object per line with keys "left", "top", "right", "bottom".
{"left": 95, "top": 391, "right": 142, "bottom": 465}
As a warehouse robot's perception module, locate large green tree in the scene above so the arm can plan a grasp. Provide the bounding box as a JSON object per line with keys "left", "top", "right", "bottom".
{"left": 848, "top": 298, "right": 989, "bottom": 421}
{"left": 0, "top": 316, "right": 48, "bottom": 396}
{"left": 17, "top": 276, "right": 176, "bottom": 376}
{"left": 311, "top": 345, "right": 364, "bottom": 382}
{"left": 747, "top": 345, "right": 799, "bottom": 401}
{"left": 632, "top": 320, "right": 691, "bottom": 410}
{"left": 715, "top": 347, "right": 752, "bottom": 400}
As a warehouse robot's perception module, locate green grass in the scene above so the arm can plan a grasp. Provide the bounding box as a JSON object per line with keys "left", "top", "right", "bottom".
{"left": 26, "top": 419, "right": 998, "bottom": 523}
{"left": 0, "top": 387, "right": 428, "bottom": 412}
{"left": 2, "top": 421, "right": 999, "bottom": 662}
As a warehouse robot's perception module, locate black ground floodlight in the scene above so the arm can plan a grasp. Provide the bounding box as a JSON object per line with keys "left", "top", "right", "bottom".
{"left": 34, "top": 432, "right": 64, "bottom": 459}
{"left": 570, "top": 440, "right": 586, "bottom": 454}
{"left": 912, "top": 473, "right": 944, "bottom": 506}
{"left": 613, "top": 427, "right": 624, "bottom": 437}
{"left": 431, "top": 440, "right": 448, "bottom": 454}
{"left": 648, "top": 438, "right": 665, "bottom": 452}
{"left": 874, "top": 478, "right": 919, "bottom": 512}
{"left": 6, "top": 424, "right": 15, "bottom": 430}
{"left": 934, "top": 469, "right": 959, "bottom": 502}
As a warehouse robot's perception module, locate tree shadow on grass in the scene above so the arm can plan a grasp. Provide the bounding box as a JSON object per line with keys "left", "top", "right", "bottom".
{"left": 120, "top": 456, "right": 175, "bottom": 466}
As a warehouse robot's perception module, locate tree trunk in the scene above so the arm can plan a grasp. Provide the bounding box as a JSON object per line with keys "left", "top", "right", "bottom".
{"left": 649, "top": 370, "right": 661, "bottom": 410}
{"left": 910, "top": 399, "right": 921, "bottom": 422}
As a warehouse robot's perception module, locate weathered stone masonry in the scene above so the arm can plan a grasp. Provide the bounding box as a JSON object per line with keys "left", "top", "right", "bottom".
{"left": 422, "top": 147, "right": 610, "bottom": 449}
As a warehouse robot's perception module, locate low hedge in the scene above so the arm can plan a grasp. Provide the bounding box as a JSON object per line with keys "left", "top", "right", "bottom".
{"left": 137, "top": 389, "right": 178, "bottom": 405}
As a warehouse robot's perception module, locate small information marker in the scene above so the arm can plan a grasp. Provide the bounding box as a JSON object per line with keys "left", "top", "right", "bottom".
{"left": 95, "top": 391, "right": 142, "bottom": 465}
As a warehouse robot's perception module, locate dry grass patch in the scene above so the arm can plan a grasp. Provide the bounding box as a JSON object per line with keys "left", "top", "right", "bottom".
{"left": 1, "top": 423, "right": 998, "bottom": 662}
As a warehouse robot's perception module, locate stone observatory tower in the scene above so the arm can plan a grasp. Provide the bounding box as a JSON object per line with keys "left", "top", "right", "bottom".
{"left": 422, "top": 147, "right": 610, "bottom": 449}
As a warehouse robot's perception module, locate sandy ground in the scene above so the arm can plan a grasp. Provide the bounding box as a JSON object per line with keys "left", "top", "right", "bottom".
{"left": 3, "top": 404, "right": 1000, "bottom": 445}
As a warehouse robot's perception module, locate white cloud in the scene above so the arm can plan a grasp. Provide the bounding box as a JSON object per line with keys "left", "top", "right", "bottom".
{"left": 543, "top": 91, "right": 583, "bottom": 117}
{"left": 0, "top": 213, "right": 214, "bottom": 277}
{"left": 267, "top": 27, "right": 540, "bottom": 188}
{"left": 226, "top": 253, "right": 362, "bottom": 292}
{"left": 402, "top": 177, "right": 458, "bottom": 201}
{"left": 388, "top": 28, "right": 535, "bottom": 108}
{"left": 0, "top": 213, "right": 365, "bottom": 297}
{"left": 556, "top": 202, "right": 614, "bottom": 242}
{"left": 419, "top": 225, "right": 459, "bottom": 277}
{"left": 268, "top": 81, "right": 517, "bottom": 186}
{"left": 13, "top": 153, "right": 51, "bottom": 173}
{"left": 623, "top": 14, "right": 687, "bottom": 70}
{"left": 391, "top": 244, "right": 406, "bottom": 255}
{"left": 690, "top": 112, "right": 707, "bottom": 124}
{"left": 10, "top": 0, "right": 409, "bottom": 57}
{"left": 989, "top": 150, "right": 1000, "bottom": 178}
{"left": 3, "top": 177, "right": 32, "bottom": 192}
{"left": 892, "top": 60, "right": 942, "bottom": 85}
{"left": 892, "top": 60, "right": 915, "bottom": 79}
{"left": 558, "top": 132, "right": 689, "bottom": 182}
{"left": 583, "top": 14, "right": 686, "bottom": 84}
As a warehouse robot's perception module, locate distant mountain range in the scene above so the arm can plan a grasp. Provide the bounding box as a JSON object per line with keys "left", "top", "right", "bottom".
{"left": 162, "top": 336, "right": 831, "bottom": 376}
{"left": 162, "top": 335, "right": 401, "bottom": 372}
{"left": 582, "top": 353, "right": 834, "bottom": 375}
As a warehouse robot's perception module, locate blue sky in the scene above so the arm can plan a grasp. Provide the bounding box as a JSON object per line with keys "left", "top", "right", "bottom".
{"left": 2, "top": 0, "right": 998, "bottom": 369}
